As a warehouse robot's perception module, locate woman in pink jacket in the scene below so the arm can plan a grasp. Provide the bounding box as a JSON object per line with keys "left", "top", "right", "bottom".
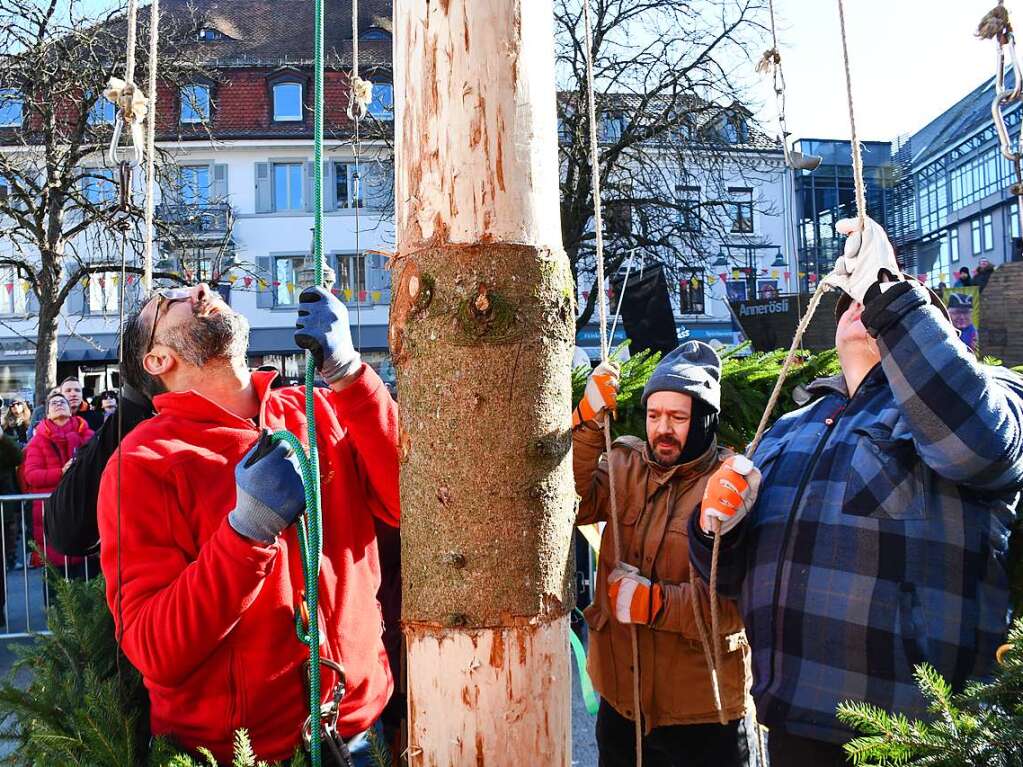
{"left": 23, "top": 392, "right": 93, "bottom": 574}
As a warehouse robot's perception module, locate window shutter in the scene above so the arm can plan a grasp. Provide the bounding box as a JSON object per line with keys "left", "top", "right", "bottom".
{"left": 254, "top": 162, "right": 272, "bottom": 214}
{"left": 363, "top": 161, "right": 393, "bottom": 210}
{"left": 212, "top": 163, "right": 228, "bottom": 201}
{"left": 304, "top": 161, "right": 315, "bottom": 213}
{"left": 324, "top": 161, "right": 337, "bottom": 211}
{"left": 24, "top": 282, "right": 39, "bottom": 314}
{"left": 162, "top": 165, "right": 183, "bottom": 206}
{"left": 256, "top": 256, "right": 275, "bottom": 309}
{"left": 65, "top": 278, "right": 86, "bottom": 315}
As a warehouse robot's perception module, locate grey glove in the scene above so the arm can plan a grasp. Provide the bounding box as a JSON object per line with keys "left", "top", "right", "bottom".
{"left": 228, "top": 431, "right": 307, "bottom": 543}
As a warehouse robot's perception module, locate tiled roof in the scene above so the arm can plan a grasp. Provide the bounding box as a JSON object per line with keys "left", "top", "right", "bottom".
{"left": 160, "top": 0, "right": 393, "bottom": 68}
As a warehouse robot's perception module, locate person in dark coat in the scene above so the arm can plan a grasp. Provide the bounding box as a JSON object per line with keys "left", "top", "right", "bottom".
{"left": 44, "top": 383, "right": 153, "bottom": 557}
{"left": 953, "top": 266, "right": 972, "bottom": 287}
{"left": 2, "top": 400, "right": 30, "bottom": 447}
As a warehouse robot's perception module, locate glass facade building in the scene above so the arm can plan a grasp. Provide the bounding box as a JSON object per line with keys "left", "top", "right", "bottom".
{"left": 792, "top": 139, "right": 894, "bottom": 292}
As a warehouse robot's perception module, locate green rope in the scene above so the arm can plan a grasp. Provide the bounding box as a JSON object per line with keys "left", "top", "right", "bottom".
{"left": 270, "top": 0, "right": 326, "bottom": 762}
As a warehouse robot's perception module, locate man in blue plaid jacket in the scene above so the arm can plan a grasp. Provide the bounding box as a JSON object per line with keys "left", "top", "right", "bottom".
{"left": 690, "top": 216, "right": 1023, "bottom": 766}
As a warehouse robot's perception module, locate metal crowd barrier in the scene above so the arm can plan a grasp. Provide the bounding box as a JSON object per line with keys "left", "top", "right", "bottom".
{"left": 0, "top": 492, "right": 97, "bottom": 640}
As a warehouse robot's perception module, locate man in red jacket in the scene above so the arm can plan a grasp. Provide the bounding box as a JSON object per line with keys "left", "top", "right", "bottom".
{"left": 97, "top": 283, "right": 400, "bottom": 765}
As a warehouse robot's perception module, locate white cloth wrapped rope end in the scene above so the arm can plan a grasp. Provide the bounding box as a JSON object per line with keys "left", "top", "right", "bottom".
{"left": 104, "top": 76, "right": 149, "bottom": 165}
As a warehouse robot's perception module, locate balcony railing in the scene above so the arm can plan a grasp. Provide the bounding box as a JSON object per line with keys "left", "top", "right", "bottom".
{"left": 156, "top": 203, "right": 233, "bottom": 238}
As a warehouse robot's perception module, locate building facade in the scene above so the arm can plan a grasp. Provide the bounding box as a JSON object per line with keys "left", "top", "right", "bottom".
{"left": 887, "top": 77, "right": 1022, "bottom": 289}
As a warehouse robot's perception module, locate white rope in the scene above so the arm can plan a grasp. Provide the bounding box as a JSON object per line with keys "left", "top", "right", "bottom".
{"left": 580, "top": 2, "right": 643, "bottom": 763}
{"left": 836, "top": 0, "right": 867, "bottom": 230}
{"left": 351, "top": 0, "right": 364, "bottom": 349}
{"left": 124, "top": 0, "right": 139, "bottom": 85}
{"left": 142, "top": 0, "right": 158, "bottom": 291}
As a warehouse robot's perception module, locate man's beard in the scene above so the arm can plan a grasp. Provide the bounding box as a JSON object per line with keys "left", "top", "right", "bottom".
{"left": 648, "top": 436, "right": 682, "bottom": 467}
{"left": 163, "top": 304, "right": 250, "bottom": 368}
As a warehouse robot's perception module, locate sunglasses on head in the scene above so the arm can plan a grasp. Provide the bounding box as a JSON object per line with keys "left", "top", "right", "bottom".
{"left": 146, "top": 287, "right": 192, "bottom": 353}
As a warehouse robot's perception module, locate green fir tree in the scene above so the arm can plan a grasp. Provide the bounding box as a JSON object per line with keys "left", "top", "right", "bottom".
{"left": 837, "top": 618, "right": 1023, "bottom": 766}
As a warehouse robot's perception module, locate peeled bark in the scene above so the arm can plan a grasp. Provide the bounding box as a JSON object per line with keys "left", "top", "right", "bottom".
{"left": 393, "top": 1, "right": 575, "bottom": 763}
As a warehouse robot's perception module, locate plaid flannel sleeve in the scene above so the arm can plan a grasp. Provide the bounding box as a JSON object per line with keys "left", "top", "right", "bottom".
{"left": 864, "top": 281, "right": 1023, "bottom": 492}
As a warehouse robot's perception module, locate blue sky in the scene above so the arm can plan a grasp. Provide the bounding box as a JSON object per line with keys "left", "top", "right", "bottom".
{"left": 758, "top": 0, "right": 996, "bottom": 142}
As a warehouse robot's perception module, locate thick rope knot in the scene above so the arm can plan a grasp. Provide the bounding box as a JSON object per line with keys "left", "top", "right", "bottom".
{"left": 978, "top": 4, "right": 1012, "bottom": 43}
{"left": 104, "top": 76, "right": 148, "bottom": 165}
{"left": 348, "top": 76, "right": 373, "bottom": 121}
{"left": 104, "top": 76, "right": 148, "bottom": 125}
{"left": 756, "top": 48, "right": 782, "bottom": 75}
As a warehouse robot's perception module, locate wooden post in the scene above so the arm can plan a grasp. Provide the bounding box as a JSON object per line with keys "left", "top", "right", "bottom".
{"left": 392, "top": 1, "right": 575, "bottom": 764}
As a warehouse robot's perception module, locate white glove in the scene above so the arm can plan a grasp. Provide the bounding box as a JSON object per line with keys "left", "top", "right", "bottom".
{"left": 825, "top": 216, "right": 902, "bottom": 304}
{"left": 699, "top": 455, "right": 762, "bottom": 536}
{"left": 573, "top": 361, "right": 620, "bottom": 428}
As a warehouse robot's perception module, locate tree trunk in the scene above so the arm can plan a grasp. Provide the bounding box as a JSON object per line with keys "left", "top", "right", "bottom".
{"left": 33, "top": 293, "right": 60, "bottom": 406}
{"left": 393, "top": 2, "right": 575, "bottom": 764}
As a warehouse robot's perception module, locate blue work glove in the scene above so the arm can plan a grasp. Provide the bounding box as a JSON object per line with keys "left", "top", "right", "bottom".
{"left": 228, "top": 431, "right": 307, "bottom": 544}
{"left": 294, "top": 286, "right": 361, "bottom": 384}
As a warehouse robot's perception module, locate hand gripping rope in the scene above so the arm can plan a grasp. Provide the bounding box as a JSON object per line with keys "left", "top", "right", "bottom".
{"left": 686, "top": 1, "right": 866, "bottom": 763}
{"left": 579, "top": 1, "right": 645, "bottom": 763}
{"left": 265, "top": 0, "right": 330, "bottom": 763}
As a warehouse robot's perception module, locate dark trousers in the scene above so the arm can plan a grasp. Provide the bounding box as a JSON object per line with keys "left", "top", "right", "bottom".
{"left": 596, "top": 699, "right": 749, "bottom": 767}
{"left": 768, "top": 729, "right": 848, "bottom": 767}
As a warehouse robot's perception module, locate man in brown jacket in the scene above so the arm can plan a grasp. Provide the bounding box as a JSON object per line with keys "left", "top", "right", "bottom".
{"left": 574, "top": 341, "right": 751, "bottom": 767}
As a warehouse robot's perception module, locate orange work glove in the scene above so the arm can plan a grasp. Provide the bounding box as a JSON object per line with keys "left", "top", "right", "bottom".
{"left": 699, "top": 455, "right": 761, "bottom": 535}
{"left": 607, "top": 563, "right": 663, "bottom": 625}
{"left": 573, "top": 361, "right": 620, "bottom": 428}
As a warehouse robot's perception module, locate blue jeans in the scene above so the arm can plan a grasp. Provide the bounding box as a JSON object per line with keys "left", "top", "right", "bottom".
{"left": 324, "top": 720, "right": 387, "bottom": 767}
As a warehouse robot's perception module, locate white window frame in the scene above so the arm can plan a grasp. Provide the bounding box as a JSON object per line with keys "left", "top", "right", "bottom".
{"left": 180, "top": 84, "right": 210, "bottom": 124}
{"left": 0, "top": 268, "right": 26, "bottom": 315}
{"left": 334, "top": 252, "right": 367, "bottom": 296}
{"left": 272, "top": 162, "right": 304, "bottom": 212}
{"left": 273, "top": 82, "right": 303, "bottom": 122}
{"left": 367, "top": 83, "right": 394, "bottom": 121}
{"left": 87, "top": 271, "right": 119, "bottom": 314}
{"left": 273, "top": 254, "right": 305, "bottom": 307}
{"left": 0, "top": 89, "right": 22, "bottom": 128}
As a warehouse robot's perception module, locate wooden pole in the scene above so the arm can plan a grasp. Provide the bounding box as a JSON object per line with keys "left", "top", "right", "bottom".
{"left": 393, "top": 2, "right": 574, "bottom": 764}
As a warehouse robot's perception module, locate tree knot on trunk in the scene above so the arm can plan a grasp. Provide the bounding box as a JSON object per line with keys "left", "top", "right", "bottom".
{"left": 453, "top": 284, "right": 523, "bottom": 346}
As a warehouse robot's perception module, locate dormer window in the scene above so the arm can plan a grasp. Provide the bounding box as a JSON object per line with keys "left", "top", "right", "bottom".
{"left": 273, "top": 82, "right": 303, "bottom": 122}
{"left": 723, "top": 114, "right": 750, "bottom": 144}
{"left": 197, "top": 27, "right": 223, "bottom": 42}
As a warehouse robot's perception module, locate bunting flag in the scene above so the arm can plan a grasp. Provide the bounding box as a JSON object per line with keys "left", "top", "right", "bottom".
{"left": 20, "top": 280, "right": 30, "bottom": 295}
{"left": 244, "top": 276, "right": 253, "bottom": 289}
{"left": 98, "top": 277, "right": 106, "bottom": 288}
{"left": 731, "top": 269, "right": 740, "bottom": 280}
{"left": 371, "top": 290, "right": 382, "bottom": 302}
{"left": 718, "top": 273, "right": 727, "bottom": 282}
{"left": 917, "top": 273, "right": 928, "bottom": 283}
{"left": 4, "top": 283, "right": 12, "bottom": 295}
{"left": 126, "top": 275, "right": 135, "bottom": 285}
{"left": 258, "top": 279, "right": 267, "bottom": 290}
{"left": 941, "top": 273, "right": 948, "bottom": 281}
{"left": 708, "top": 275, "right": 718, "bottom": 285}
{"left": 798, "top": 272, "right": 806, "bottom": 278}
{"left": 784, "top": 271, "right": 791, "bottom": 280}
{"left": 331, "top": 287, "right": 341, "bottom": 296}
{"left": 286, "top": 281, "right": 295, "bottom": 296}
{"left": 227, "top": 274, "right": 238, "bottom": 285}
{"left": 582, "top": 290, "right": 590, "bottom": 300}
{"left": 343, "top": 288, "right": 353, "bottom": 301}
{"left": 111, "top": 275, "right": 120, "bottom": 287}
{"left": 82, "top": 276, "right": 90, "bottom": 287}
{"left": 358, "top": 290, "right": 367, "bottom": 302}
{"left": 770, "top": 269, "right": 779, "bottom": 279}
{"left": 690, "top": 277, "right": 700, "bottom": 288}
